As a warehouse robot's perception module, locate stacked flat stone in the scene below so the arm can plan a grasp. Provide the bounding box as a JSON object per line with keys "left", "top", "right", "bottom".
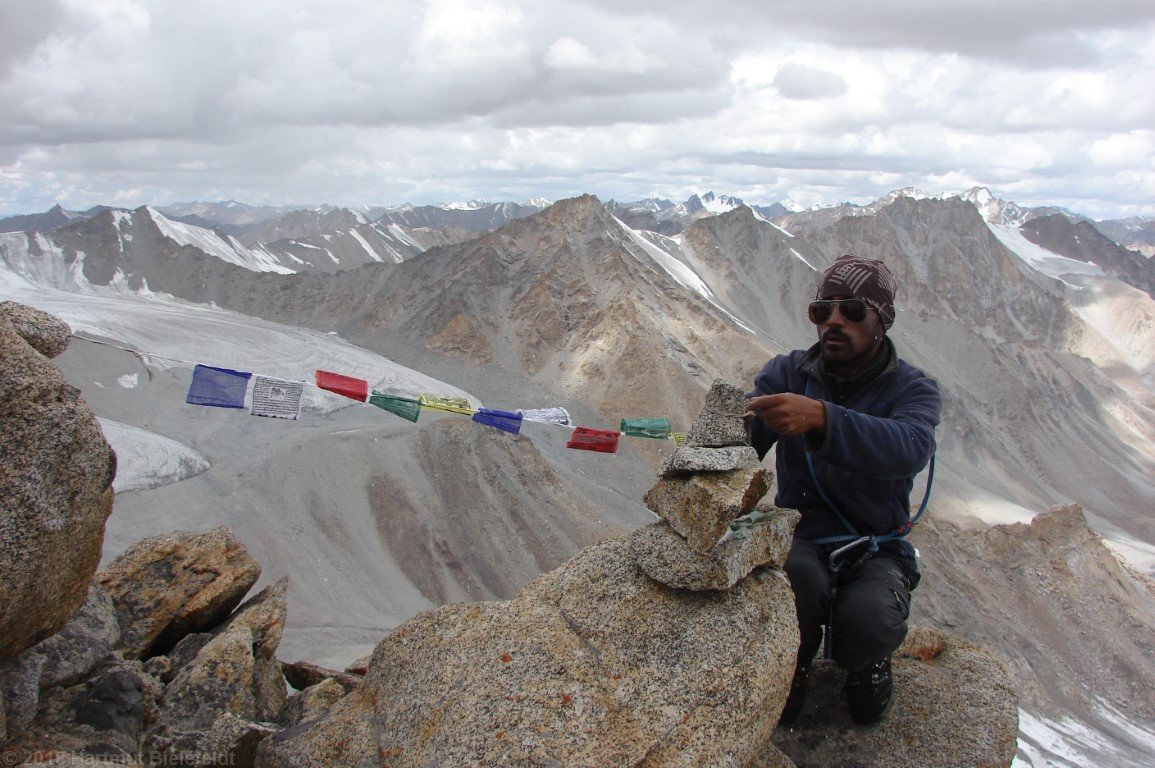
{"left": 635, "top": 379, "right": 799, "bottom": 590}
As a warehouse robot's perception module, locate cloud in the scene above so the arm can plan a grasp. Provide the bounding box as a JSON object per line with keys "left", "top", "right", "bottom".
{"left": 0, "top": 0, "right": 1152, "bottom": 219}
{"left": 771, "top": 63, "right": 848, "bottom": 100}
{"left": 574, "top": 0, "right": 1155, "bottom": 67}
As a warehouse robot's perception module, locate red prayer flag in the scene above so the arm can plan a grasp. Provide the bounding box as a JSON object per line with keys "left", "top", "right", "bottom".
{"left": 315, "top": 370, "right": 369, "bottom": 402}
{"left": 566, "top": 426, "right": 620, "bottom": 454}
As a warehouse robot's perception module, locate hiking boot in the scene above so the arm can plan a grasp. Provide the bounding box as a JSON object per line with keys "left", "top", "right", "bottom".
{"left": 843, "top": 657, "right": 893, "bottom": 724}
{"left": 777, "top": 663, "right": 810, "bottom": 726}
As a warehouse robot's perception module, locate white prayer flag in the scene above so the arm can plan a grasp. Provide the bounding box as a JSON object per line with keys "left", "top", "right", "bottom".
{"left": 251, "top": 375, "right": 305, "bottom": 420}
{"left": 518, "top": 406, "right": 571, "bottom": 425}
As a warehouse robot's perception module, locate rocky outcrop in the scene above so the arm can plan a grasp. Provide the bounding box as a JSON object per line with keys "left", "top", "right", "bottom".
{"left": 281, "top": 661, "right": 361, "bottom": 694}
{"left": 2, "top": 526, "right": 291, "bottom": 767}
{"left": 0, "top": 303, "right": 116, "bottom": 666}
{"left": 97, "top": 525, "right": 262, "bottom": 659}
{"left": 768, "top": 627, "right": 1019, "bottom": 768}
{"left": 150, "top": 578, "right": 288, "bottom": 734}
{"left": 0, "top": 584, "right": 121, "bottom": 743}
{"left": 0, "top": 301, "right": 71, "bottom": 358}
{"left": 912, "top": 503, "right": 1155, "bottom": 746}
{"left": 256, "top": 532, "right": 800, "bottom": 768}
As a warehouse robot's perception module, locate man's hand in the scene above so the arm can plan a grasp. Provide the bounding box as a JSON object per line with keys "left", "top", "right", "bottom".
{"left": 746, "top": 393, "right": 827, "bottom": 436}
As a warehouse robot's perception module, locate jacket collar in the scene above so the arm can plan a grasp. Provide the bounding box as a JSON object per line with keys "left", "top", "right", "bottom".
{"left": 798, "top": 336, "right": 897, "bottom": 400}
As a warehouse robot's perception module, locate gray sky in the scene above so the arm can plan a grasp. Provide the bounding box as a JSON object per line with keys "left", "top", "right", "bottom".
{"left": 1, "top": 0, "right": 1153, "bottom": 219}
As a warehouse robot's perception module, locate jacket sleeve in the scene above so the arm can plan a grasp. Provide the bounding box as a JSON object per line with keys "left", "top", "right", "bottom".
{"left": 746, "top": 355, "right": 794, "bottom": 461}
{"left": 814, "top": 371, "right": 942, "bottom": 480}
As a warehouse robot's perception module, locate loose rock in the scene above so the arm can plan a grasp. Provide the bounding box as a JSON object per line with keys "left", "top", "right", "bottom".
{"left": 97, "top": 525, "right": 261, "bottom": 659}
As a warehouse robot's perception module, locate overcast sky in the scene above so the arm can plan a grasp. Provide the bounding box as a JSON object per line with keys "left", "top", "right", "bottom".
{"left": 1, "top": 0, "right": 1153, "bottom": 219}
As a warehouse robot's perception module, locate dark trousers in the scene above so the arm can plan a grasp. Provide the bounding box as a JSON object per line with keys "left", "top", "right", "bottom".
{"left": 784, "top": 538, "right": 914, "bottom": 672}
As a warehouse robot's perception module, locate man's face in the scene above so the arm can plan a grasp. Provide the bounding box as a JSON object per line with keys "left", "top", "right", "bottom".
{"left": 815, "top": 295, "right": 885, "bottom": 373}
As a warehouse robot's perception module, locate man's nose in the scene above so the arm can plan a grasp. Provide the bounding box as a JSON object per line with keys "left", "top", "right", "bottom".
{"left": 825, "top": 304, "right": 848, "bottom": 325}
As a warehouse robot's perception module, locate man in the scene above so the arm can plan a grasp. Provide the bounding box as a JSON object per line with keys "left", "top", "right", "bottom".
{"left": 746, "top": 254, "right": 941, "bottom": 726}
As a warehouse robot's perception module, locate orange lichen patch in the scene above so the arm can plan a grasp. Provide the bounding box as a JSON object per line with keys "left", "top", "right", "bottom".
{"left": 903, "top": 639, "right": 947, "bottom": 661}
{"left": 378, "top": 745, "right": 404, "bottom": 767}
{"left": 501, "top": 652, "right": 513, "bottom": 663}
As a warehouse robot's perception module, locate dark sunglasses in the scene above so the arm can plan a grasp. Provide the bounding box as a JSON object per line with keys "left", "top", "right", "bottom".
{"left": 808, "top": 298, "right": 870, "bottom": 324}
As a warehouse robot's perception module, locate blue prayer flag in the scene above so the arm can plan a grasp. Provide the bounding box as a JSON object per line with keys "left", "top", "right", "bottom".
{"left": 186, "top": 364, "right": 252, "bottom": 409}
{"left": 472, "top": 407, "right": 523, "bottom": 435}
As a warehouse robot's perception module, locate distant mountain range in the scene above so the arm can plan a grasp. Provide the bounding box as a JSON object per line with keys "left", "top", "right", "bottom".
{"left": 7, "top": 190, "right": 1153, "bottom": 261}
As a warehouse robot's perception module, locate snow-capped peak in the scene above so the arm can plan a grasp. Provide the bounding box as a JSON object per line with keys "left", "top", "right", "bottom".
{"left": 698, "top": 192, "right": 745, "bottom": 214}
{"left": 441, "top": 199, "right": 490, "bottom": 211}
{"left": 877, "top": 187, "right": 928, "bottom": 206}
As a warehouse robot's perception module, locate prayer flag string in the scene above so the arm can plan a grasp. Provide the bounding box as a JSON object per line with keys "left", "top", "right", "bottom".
{"left": 174, "top": 354, "right": 686, "bottom": 457}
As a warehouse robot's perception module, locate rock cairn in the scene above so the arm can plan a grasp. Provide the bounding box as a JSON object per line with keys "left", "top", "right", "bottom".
{"left": 635, "top": 380, "right": 800, "bottom": 591}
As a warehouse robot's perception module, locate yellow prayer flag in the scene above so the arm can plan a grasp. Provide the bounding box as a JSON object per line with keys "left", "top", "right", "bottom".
{"left": 419, "top": 394, "right": 475, "bottom": 415}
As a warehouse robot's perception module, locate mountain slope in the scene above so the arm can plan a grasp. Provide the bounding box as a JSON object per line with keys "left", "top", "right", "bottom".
{"left": 1019, "top": 213, "right": 1155, "bottom": 298}
{"left": 203, "top": 195, "right": 777, "bottom": 421}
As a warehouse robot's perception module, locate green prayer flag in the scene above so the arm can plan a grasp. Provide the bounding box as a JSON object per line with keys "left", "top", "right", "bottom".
{"left": 370, "top": 392, "right": 421, "bottom": 422}
{"left": 620, "top": 417, "right": 671, "bottom": 439}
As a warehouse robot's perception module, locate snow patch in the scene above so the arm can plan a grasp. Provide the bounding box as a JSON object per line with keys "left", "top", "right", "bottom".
{"left": 146, "top": 207, "right": 296, "bottom": 274}
{"left": 442, "top": 199, "right": 488, "bottom": 211}
{"left": 98, "top": 418, "right": 211, "bottom": 493}
{"left": 349, "top": 228, "right": 385, "bottom": 262}
{"left": 1015, "top": 708, "right": 1127, "bottom": 768}
{"left": 751, "top": 207, "right": 795, "bottom": 237}
{"left": 789, "top": 248, "right": 817, "bottom": 270}
{"left": 386, "top": 223, "right": 424, "bottom": 257}
{"left": 612, "top": 217, "right": 758, "bottom": 336}
{"left": 987, "top": 222, "right": 1103, "bottom": 284}
{"left": 116, "top": 373, "right": 139, "bottom": 388}
{"left": 0, "top": 232, "right": 94, "bottom": 292}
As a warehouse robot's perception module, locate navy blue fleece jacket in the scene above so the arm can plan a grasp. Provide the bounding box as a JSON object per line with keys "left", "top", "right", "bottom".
{"left": 748, "top": 340, "right": 942, "bottom": 541}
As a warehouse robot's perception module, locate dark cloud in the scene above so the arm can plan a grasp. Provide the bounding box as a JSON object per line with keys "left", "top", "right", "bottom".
{"left": 576, "top": 0, "right": 1155, "bottom": 67}
{"left": 0, "top": 0, "right": 66, "bottom": 75}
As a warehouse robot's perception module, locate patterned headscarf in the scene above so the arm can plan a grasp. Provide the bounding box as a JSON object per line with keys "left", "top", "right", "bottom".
{"left": 816, "top": 254, "right": 897, "bottom": 330}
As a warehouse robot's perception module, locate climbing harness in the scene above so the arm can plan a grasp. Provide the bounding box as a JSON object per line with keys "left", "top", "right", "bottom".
{"left": 804, "top": 449, "right": 936, "bottom": 660}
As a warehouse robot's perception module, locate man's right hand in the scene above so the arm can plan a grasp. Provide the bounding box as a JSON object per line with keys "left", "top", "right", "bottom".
{"left": 746, "top": 393, "right": 827, "bottom": 437}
